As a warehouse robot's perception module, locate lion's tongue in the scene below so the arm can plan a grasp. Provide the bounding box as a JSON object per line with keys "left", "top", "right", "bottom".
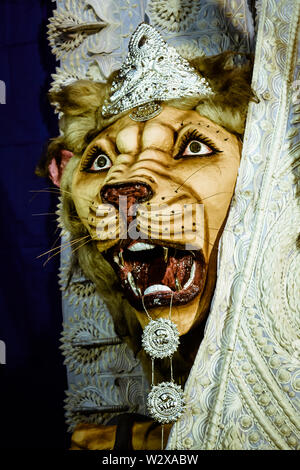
{"left": 161, "top": 257, "right": 184, "bottom": 290}
{"left": 123, "top": 250, "right": 192, "bottom": 294}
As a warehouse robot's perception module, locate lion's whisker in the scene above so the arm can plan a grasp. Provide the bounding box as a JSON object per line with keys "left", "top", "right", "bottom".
{"left": 174, "top": 162, "right": 213, "bottom": 192}
{"left": 55, "top": 187, "right": 93, "bottom": 202}
{"left": 201, "top": 191, "right": 232, "bottom": 202}
{"left": 39, "top": 238, "right": 88, "bottom": 261}
{"left": 42, "top": 233, "right": 65, "bottom": 265}
{"left": 42, "top": 235, "right": 91, "bottom": 267}
{"left": 70, "top": 236, "right": 96, "bottom": 256}
{"left": 29, "top": 188, "right": 93, "bottom": 204}
{"left": 37, "top": 235, "right": 89, "bottom": 259}
{"left": 29, "top": 187, "right": 64, "bottom": 203}
{"left": 32, "top": 211, "right": 87, "bottom": 221}
{"left": 143, "top": 191, "right": 232, "bottom": 205}
{"left": 32, "top": 212, "right": 58, "bottom": 216}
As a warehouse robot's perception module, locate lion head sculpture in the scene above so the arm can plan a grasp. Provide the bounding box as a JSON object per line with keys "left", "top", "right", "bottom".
{"left": 37, "top": 48, "right": 254, "bottom": 383}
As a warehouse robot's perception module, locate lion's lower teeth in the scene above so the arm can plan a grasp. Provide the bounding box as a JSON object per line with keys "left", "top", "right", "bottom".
{"left": 144, "top": 284, "right": 172, "bottom": 295}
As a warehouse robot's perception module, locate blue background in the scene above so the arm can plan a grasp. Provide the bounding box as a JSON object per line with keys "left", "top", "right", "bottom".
{"left": 0, "top": 0, "right": 67, "bottom": 448}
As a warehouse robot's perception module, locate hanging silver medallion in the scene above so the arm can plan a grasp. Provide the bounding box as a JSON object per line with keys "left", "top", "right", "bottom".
{"left": 147, "top": 382, "right": 185, "bottom": 424}
{"left": 142, "top": 318, "right": 180, "bottom": 359}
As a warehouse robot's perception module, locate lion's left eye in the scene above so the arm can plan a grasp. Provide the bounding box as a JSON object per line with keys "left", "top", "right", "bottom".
{"left": 174, "top": 130, "right": 221, "bottom": 160}
{"left": 183, "top": 140, "right": 213, "bottom": 156}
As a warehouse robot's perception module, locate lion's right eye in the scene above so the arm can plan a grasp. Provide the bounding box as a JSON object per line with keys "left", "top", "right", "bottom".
{"left": 81, "top": 147, "right": 112, "bottom": 173}
{"left": 90, "top": 154, "right": 112, "bottom": 172}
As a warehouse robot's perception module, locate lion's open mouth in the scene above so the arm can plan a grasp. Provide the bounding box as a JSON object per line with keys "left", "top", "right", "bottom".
{"left": 106, "top": 240, "right": 206, "bottom": 309}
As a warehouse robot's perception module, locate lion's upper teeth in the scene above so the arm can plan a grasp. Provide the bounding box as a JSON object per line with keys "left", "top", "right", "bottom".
{"left": 144, "top": 284, "right": 172, "bottom": 295}
{"left": 183, "top": 261, "right": 196, "bottom": 290}
{"left": 128, "top": 242, "right": 155, "bottom": 252}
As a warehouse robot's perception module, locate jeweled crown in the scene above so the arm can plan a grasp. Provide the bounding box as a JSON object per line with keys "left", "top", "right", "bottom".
{"left": 101, "top": 23, "right": 213, "bottom": 120}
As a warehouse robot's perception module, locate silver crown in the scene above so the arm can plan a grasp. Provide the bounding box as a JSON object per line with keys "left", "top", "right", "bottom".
{"left": 101, "top": 23, "right": 213, "bottom": 120}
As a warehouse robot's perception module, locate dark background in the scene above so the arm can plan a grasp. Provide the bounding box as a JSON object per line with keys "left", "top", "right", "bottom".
{"left": 0, "top": 0, "right": 68, "bottom": 448}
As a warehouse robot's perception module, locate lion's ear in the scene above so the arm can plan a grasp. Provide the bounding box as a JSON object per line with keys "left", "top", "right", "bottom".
{"left": 48, "top": 149, "right": 74, "bottom": 187}
{"left": 36, "top": 79, "right": 111, "bottom": 183}
{"left": 35, "top": 137, "right": 73, "bottom": 185}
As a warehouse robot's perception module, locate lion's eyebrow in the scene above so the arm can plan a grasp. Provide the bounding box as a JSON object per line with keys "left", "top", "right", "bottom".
{"left": 84, "top": 128, "right": 102, "bottom": 146}
{"left": 83, "top": 130, "right": 118, "bottom": 158}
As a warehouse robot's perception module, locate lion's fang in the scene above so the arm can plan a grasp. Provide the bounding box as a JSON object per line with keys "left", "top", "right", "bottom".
{"left": 119, "top": 250, "right": 124, "bottom": 266}
{"left": 127, "top": 272, "right": 139, "bottom": 296}
{"left": 175, "top": 277, "right": 182, "bottom": 291}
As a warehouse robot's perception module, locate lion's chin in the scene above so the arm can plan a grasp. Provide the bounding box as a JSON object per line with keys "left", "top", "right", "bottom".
{"left": 104, "top": 239, "right": 207, "bottom": 311}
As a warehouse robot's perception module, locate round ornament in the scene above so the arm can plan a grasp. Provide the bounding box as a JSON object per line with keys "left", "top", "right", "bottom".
{"left": 142, "top": 318, "right": 180, "bottom": 359}
{"left": 147, "top": 382, "right": 185, "bottom": 424}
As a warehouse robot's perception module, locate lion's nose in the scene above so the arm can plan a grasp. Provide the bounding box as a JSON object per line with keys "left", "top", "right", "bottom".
{"left": 100, "top": 182, "right": 153, "bottom": 216}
